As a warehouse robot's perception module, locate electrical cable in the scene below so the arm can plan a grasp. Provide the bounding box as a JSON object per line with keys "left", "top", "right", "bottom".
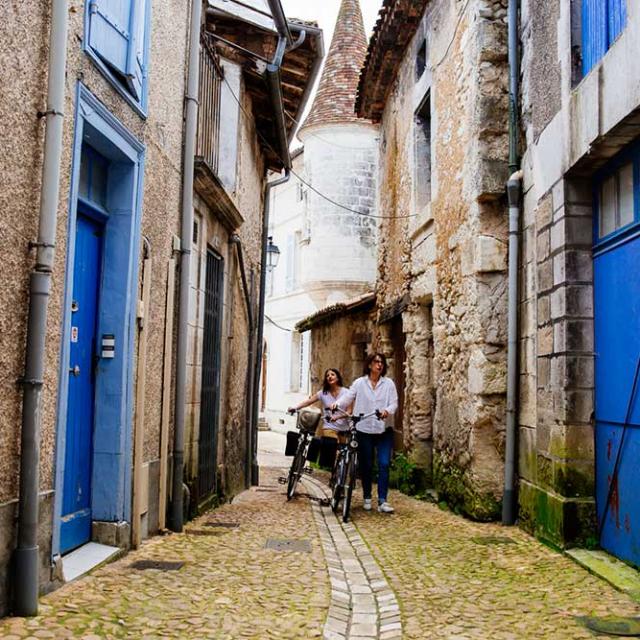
{"left": 265, "top": 314, "right": 293, "bottom": 332}
{"left": 431, "top": 0, "right": 473, "bottom": 70}
{"left": 221, "top": 73, "right": 418, "bottom": 220}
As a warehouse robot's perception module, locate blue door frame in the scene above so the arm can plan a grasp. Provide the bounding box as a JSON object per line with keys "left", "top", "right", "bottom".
{"left": 53, "top": 84, "right": 145, "bottom": 557}
{"left": 594, "top": 142, "right": 640, "bottom": 567}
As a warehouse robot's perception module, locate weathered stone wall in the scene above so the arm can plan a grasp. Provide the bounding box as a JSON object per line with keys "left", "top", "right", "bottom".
{"left": 307, "top": 311, "right": 376, "bottom": 393}
{"left": 371, "top": 0, "right": 510, "bottom": 518}
{"left": 0, "top": 0, "right": 190, "bottom": 612}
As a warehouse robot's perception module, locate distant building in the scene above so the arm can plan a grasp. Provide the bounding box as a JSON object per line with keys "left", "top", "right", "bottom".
{"left": 262, "top": 0, "right": 378, "bottom": 426}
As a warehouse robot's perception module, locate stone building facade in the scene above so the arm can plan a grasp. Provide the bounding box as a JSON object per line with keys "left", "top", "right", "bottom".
{"left": 263, "top": 0, "right": 378, "bottom": 426}
{"left": 352, "top": 0, "right": 511, "bottom": 518}
{"left": 0, "top": 0, "right": 318, "bottom": 615}
{"left": 517, "top": 0, "right": 640, "bottom": 558}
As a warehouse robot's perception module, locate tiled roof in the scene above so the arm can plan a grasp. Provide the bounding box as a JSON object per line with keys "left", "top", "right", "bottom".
{"left": 296, "top": 292, "right": 376, "bottom": 332}
{"left": 300, "top": 0, "right": 369, "bottom": 130}
{"left": 356, "top": 0, "right": 429, "bottom": 122}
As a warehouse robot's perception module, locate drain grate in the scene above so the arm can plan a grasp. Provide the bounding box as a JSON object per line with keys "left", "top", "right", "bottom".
{"left": 130, "top": 560, "right": 184, "bottom": 571}
{"left": 577, "top": 616, "right": 640, "bottom": 636}
{"left": 204, "top": 521, "right": 239, "bottom": 529}
{"left": 265, "top": 538, "right": 312, "bottom": 553}
{"left": 471, "top": 536, "right": 517, "bottom": 546}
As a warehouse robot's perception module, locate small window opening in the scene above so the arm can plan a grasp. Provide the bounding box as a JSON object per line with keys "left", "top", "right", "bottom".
{"left": 414, "top": 93, "right": 432, "bottom": 211}
{"left": 416, "top": 39, "right": 427, "bottom": 79}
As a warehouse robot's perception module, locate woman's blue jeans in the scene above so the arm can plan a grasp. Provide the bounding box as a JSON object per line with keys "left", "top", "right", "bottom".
{"left": 356, "top": 428, "right": 393, "bottom": 504}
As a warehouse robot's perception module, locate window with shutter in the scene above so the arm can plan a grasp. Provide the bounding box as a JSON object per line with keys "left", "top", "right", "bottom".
{"left": 582, "top": 0, "right": 627, "bottom": 75}
{"left": 86, "top": 0, "right": 150, "bottom": 111}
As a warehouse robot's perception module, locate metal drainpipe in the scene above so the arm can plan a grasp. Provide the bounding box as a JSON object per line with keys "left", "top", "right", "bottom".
{"left": 170, "top": 0, "right": 203, "bottom": 533}
{"left": 13, "top": 0, "right": 69, "bottom": 617}
{"left": 502, "top": 0, "right": 523, "bottom": 526}
{"left": 251, "top": 170, "right": 290, "bottom": 485}
{"left": 229, "top": 235, "right": 256, "bottom": 489}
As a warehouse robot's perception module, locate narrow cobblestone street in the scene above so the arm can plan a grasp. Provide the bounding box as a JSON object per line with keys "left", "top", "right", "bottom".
{"left": 2, "top": 432, "right": 639, "bottom": 639}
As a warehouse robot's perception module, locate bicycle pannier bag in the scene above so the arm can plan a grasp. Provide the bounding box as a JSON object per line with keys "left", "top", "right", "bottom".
{"left": 297, "top": 408, "right": 322, "bottom": 435}
{"left": 285, "top": 430, "right": 300, "bottom": 456}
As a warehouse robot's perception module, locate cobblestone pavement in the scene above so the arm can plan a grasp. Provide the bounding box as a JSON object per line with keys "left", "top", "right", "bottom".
{"left": 2, "top": 431, "right": 640, "bottom": 639}
{"left": 0, "top": 468, "right": 329, "bottom": 640}
{"left": 351, "top": 489, "right": 640, "bottom": 639}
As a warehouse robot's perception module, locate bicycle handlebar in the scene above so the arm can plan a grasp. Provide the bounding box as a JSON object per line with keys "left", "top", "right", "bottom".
{"left": 326, "top": 407, "right": 381, "bottom": 421}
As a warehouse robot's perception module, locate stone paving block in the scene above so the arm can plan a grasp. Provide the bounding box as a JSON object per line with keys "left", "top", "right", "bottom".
{"left": 352, "top": 613, "right": 378, "bottom": 625}
{"left": 350, "top": 623, "right": 378, "bottom": 636}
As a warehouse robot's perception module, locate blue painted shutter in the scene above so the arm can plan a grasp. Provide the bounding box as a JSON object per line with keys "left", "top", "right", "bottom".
{"left": 89, "top": 0, "right": 146, "bottom": 100}
{"left": 126, "top": 0, "right": 146, "bottom": 100}
{"left": 608, "top": 0, "right": 627, "bottom": 45}
{"left": 582, "top": 0, "right": 607, "bottom": 75}
{"left": 89, "top": 0, "right": 134, "bottom": 76}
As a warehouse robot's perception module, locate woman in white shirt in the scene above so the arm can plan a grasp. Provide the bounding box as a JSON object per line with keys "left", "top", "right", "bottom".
{"left": 337, "top": 353, "right": 398, "bottom": 513}
{"left": 288, "top": 368, "right": 350, "bottom": 439}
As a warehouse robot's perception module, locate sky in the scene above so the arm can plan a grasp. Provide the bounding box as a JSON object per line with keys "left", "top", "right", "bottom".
{"left": 280, "top": 0, "right": 383, "bottom": 45}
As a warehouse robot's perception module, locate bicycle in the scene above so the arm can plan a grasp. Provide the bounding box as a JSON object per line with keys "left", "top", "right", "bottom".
{"left": 284, "top": 409, "right": 320, "bottom": 500}
{"left": 328, "top": 409, "right": 380, "bottom": 523}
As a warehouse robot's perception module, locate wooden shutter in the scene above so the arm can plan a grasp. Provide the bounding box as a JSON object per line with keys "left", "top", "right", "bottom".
{"left": 608, "top": 0, "right": 627, "bottom": 45}
{"left": 126, "top": 0, "right": 146, "bottom": 100}
{"left": 89, "top": 0, "right": 146, "bottom": 100}
{"left": 582, "top": 0, "right": 607, "bottom": 75}
{"left": 89, "top": 0, "right": 134, "bottom": 76}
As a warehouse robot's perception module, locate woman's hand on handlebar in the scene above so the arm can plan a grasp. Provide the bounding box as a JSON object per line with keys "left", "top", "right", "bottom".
{"left": 378, "top": 409, "right": 389, "bottom": 420}
{"left": 287, "top": 407, "right": 297, "bottom": 415}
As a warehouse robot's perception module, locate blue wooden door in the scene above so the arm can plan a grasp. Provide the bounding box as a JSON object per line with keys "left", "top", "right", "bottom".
{"left": 595, "top": 234, "right": 640, "bottom": 566}
{"left": 61, "top": 213, "right": 103, "bottom": 554}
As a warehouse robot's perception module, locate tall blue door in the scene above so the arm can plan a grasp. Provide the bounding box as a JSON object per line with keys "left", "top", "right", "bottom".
{"left": 61, "top": 213, "right": 103, "bottom": 554}
{"left": 594, "top": 233, "right": 640, "bottom": 567}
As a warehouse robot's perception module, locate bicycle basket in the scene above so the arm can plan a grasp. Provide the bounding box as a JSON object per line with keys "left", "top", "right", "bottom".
{"left": 296, "top": 409, "right": 321, "bottom": 434}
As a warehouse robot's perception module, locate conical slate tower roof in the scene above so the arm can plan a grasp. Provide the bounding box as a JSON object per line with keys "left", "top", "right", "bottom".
{"left": 300, "top": 0, "right": 369, "bottom": 130}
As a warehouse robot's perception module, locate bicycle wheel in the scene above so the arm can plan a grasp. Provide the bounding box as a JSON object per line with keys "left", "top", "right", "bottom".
{"left": 287, "top": 439, "right": 306, "bottom": 500}
{"left": 330, "top": 455, "right": 345, "bottom": 512}
{"left": 342, "top": 453, "right": 357, "bottom": 523}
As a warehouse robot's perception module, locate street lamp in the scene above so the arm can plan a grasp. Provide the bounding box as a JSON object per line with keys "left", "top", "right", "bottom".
{"left": 266, "top": 236, "right": 280, "bottom": 272}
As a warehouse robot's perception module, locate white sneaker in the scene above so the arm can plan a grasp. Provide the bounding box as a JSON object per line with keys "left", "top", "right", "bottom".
{"left": 378, "top": 502, "right": 394, "bottom": 513}
{"left": 363, "top": 499, "right": 372, "bottom": 511}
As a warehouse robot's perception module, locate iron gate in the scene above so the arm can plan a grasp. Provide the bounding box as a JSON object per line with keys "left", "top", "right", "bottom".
{"left": 198, "top": 248, "right": 224, "bottom": 501}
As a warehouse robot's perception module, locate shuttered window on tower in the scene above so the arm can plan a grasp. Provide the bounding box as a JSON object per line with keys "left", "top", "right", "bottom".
{"left": 582, "top": 0, "right": 626, "bottom": 75}
{"left": 86, "top": 0, "right": 151, "bottom": 112}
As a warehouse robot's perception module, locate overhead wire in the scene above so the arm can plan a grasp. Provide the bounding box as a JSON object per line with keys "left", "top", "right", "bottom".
{"left": 265, "top": 314, "right": 293, "bottom": 332}
{"left": 220, "top": 73, "right": 419, "bottom": 220}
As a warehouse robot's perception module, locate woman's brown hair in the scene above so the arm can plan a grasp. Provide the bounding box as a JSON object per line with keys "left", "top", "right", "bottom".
{"left": 322, "top": 368, "right": 344, "bottom": 393}
{"left": 364, "top": 352, "right": 387, "bottom": 377}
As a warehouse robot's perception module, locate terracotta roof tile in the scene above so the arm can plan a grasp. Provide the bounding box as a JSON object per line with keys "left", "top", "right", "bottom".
{"left": 300, "top": 0, "right": 369, "bottom": 129}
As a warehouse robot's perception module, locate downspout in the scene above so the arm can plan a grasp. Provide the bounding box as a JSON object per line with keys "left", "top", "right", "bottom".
{"left": 502, "top": 0, "right": 523, "bottom": 526}
{"left": 132, "top": 238, "right": 152, "bottom": 549}
{"left": 265, "top": 36, "right": 292, "bottom": 169}
{"left": 13, "top": 0, "right": 69, "bottom": 617}
{"left": 170, "top": 0, "right": 203, "bottom": 533}
{"left": 251, "top": 169, "right": 290, "bottom": 485}
{"left": 266, "top": 0, "right": 293, "bottom": 47}
{"left": 229, "top": 235, "right": 256, "bottom": 489}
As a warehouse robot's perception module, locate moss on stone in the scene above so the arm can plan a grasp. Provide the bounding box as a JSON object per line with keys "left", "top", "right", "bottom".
{"left": 518, "top": 480, "right": 596, "bottom": 548}
{"left": 433, "top": 454, "right": 501, "bottom": 521}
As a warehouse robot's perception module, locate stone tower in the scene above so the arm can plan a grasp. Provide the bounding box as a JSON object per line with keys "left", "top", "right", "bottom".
{"left": 297, "top": 0, "right": 378, "bottom": 306}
